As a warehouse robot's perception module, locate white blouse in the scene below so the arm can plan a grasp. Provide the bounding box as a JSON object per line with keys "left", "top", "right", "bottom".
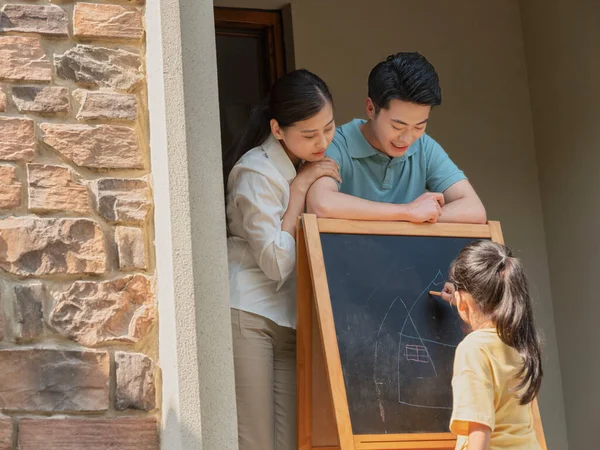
{"left": 226, "top": 135, "right": 298, "bottom": 329}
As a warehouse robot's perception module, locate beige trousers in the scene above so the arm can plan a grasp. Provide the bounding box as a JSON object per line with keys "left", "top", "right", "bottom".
{"left": 231, "top": 308, "right": 297, "bottom": 450}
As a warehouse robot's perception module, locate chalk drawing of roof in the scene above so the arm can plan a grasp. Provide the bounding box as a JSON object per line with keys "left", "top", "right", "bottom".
{"left": 373, "top": 269, "right": 459, "bottom": 411}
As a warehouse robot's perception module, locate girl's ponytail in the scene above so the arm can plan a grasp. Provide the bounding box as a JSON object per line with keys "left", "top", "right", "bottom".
{"left": 494, "top": 257, "right": 543, "bottom": 404}
{"left": 449, "top": 240, "right": 543, "bottom": 405}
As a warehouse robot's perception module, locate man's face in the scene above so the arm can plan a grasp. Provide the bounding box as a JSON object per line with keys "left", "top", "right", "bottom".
{"left": 367, "top": 98, "right": 431, "bottom": 158}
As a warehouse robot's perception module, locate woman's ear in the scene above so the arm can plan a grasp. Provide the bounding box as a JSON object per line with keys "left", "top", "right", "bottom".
{"left": 270, "top": 119, "right": 284, "bottom": 139}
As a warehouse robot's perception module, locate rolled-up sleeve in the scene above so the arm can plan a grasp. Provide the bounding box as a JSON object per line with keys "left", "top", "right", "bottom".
{"left": 425, "top": 137, "right": 466, "bottom": 193}
{"left": 230, "top": 169, "right": 296, "bottom": 287}
{"left": 324, "top": 135, "right": 346, "bottom": 191}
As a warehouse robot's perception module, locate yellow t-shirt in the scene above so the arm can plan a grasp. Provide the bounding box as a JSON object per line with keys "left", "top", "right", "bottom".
{"left": 450, "top": 328, "right": 541, "bottom": 450}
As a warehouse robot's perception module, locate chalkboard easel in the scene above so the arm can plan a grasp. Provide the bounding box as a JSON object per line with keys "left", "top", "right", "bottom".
{"left": 297, "top": 214, "right": 547, "bottom": 450}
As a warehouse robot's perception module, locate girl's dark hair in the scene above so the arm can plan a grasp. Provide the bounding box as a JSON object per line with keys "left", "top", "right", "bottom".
{"left": 368, "top": 52, "right": 442, "bottom": 112}
{"left": 223, "top": 69, "right": 333, "bottom": 185}
{"left": 449, "top": 240, "right": 543, "bottom": 405}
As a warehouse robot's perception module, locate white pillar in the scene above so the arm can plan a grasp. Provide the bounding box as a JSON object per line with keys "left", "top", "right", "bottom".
{"left": 146, "top": 0, "right": 238, "bottom": 448}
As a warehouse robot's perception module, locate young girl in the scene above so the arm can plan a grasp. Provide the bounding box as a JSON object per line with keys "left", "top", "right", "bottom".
{"left": 225, "top": 70, "right": 339, "bottom": 450}
{"left": 447, "top": 240, "right": 543, "bottom": 450}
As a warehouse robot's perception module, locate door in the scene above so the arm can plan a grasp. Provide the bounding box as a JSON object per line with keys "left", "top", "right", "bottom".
{"left": 214, "top": 8, "right": 286, "bottom": 155}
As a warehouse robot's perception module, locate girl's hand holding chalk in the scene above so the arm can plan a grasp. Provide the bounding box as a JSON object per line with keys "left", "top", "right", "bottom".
{"left": 430, "top": 283, "right": 456, "bottom": 305}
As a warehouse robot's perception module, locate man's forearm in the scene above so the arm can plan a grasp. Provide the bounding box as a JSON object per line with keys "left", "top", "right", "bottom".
{"left": 438, "top": 196, "right": 487, "bottom": 224}
{"left": 307, "top": 187, "right": 411, "bottom": 221}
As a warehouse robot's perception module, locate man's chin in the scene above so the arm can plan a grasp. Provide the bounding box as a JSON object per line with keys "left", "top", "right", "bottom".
{"left": 385, "top": 146, "right": 408, "bottom": 157}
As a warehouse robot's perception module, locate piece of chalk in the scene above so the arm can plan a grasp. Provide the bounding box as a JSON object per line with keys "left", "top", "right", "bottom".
{"left": 429, "top": 291, "right": 442, "bottom": 296}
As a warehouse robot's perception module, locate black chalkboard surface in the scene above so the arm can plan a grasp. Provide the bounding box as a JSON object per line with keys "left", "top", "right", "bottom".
{"left": 320, "top": 233, "right": 482, "bottom": 435}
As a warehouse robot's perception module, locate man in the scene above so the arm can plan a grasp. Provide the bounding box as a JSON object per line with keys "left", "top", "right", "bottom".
{"left": 307, "top": 52, "right": 486, "bottom": 225}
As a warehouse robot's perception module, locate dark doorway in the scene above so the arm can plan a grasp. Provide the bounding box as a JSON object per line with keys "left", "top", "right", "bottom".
{"left": 214, "top": 8, "right": 287, "bottom": 156}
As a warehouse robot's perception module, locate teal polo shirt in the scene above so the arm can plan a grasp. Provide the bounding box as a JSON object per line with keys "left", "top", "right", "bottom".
{"left": 325, "top": 119, "right": 466, "bottom": 203}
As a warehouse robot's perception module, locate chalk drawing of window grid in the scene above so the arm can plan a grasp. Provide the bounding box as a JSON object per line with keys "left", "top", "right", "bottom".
{"left": 405, "top": 344, "right": 430, "bottom": 363}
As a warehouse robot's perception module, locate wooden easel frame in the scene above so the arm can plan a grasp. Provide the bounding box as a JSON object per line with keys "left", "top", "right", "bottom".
{"left": 297, "top": 214, "right": 547, "bottom": 450}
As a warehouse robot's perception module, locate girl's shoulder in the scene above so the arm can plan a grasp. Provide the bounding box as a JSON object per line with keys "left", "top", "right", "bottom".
{"left": 456, "top": 329, "right": 499, "bottom": 359}
{"left": 457, "top": 329, "right": 520, "bottom": 369}
{"left": 453, "top": 330, "right": 499, "bottom": 377}
{"left": 465, "top": 328, "right": 499, "bottom": 343}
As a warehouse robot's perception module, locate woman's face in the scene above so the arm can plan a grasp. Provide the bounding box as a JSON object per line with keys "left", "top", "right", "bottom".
{"left": 271, "top": 102, "right": 335, "bottom": 164}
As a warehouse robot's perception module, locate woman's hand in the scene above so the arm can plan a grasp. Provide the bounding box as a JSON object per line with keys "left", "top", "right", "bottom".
{"left": 282, "top": 158, "right": 341, "bottom": 238}
{"left": 292, "top": 157, "right": 341, "bottom": 194}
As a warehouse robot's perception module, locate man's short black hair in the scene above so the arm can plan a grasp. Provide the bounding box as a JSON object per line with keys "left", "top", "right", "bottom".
{"left": 368, "top": 52, "right": 442, "bottom": 112}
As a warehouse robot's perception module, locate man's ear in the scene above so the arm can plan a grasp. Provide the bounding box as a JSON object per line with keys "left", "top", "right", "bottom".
{"left": 366, "top": 98, "right": 376, "bottom": 120}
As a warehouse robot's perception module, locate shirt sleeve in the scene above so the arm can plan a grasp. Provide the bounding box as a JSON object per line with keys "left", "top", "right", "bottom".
{"left": 324, "top": 131, "right": 347, "bottom": 191}
{"left": 450, "top": 340, "right": 496, "bottom": 436}
{"left": 229, "top": 167, "right": 296, "bottom": 288}
{"left": 424, "top": 136, "right": 466, "bottom": 193}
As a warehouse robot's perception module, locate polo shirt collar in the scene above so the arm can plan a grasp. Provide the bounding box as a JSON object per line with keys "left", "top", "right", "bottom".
{"left": 347, "top": 119, "right": 378, "bottom": 159}
{"left": 262, "top": 134, "right": 297, "bottom": 182}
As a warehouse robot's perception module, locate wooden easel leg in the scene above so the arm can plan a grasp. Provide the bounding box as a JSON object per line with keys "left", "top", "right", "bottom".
{"left": 297, "top": 222, "right": 313, "bottom": 450}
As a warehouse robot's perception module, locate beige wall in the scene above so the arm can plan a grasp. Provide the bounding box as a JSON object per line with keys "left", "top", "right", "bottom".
{"left": 214, "top": 0, "right": 569, "bottom": 447}
{"left": 521, "top": 1, "right": 600, "bottom": 448}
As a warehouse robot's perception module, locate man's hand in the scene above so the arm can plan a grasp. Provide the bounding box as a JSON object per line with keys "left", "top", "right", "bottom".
{"left": 406, "top": 192, "right": 445, "bottom": 223}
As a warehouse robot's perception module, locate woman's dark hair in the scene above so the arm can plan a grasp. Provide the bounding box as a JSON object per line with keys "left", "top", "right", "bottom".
{"left": 448, "top": 240, "right": 543, "bottom": 405}
{"left": 223, "top": 69, "right": 333, "bottom": 185}
{"left": 368, "top": 52, "right": 441, "bottom": 113}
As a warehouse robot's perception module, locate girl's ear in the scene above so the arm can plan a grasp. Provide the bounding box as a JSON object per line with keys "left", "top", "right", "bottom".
{"left": 454, "top": 291, "right": 466, "bottom": 311}
{"left": 455, "top": 291, "right": 471, "bottom": 326}
{"left": 270, "top": 119, "right": 284, "bottom": 140}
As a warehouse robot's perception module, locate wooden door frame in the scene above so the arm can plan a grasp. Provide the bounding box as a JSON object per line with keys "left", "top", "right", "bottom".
{"left": 214, "top": 7, "right": 286, "bottom": 86}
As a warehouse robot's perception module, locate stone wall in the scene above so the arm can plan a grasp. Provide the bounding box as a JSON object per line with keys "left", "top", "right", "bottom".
{"left": 0, "top": 1, "right": 158, "bottom": 448}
